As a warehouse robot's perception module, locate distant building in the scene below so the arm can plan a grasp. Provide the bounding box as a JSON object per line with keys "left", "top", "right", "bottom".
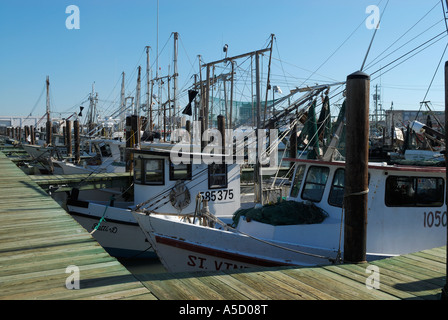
{"left": 385, "top": 109, "right": 444, "bottom": 132}
{"left": 0, "top": 116, "right": 43, "bottom": 129}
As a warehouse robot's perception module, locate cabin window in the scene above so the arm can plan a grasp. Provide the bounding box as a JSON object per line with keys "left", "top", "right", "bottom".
{"left": 208, "top": 164, "right": 227, "bottom": 189}
{"left": 134, "top": 158, "right": 142, "bottom": 183}
{"left": 170, "top": 162, "right": 192, "bottom": 180}
{"left": 98, "top": 143, "right": 112, "bottom": 157}
{"left": 290, "top": 165, "right": 306, "bottom": 198}
{"left": 385, "top": 176, "right": 444, "bottom": 207}
{"left": 302, "top": 166, "right": 330, "bottom": 202}
{"left": 145, "top": 159, "right": 165, "bottom": 185}
{"left": 328, "top": 169, "right": 345, "bottom": 207}
{"left": 134, "top": 158, "right": 165, "bottom": 185}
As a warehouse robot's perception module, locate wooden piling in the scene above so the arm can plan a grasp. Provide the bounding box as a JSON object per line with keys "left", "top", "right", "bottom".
{"left": 66, "top": 119, "right": 72, "bottom": 157}
{"left": 30, "top": 125, "right": 35, "bottom": 145}
{"left": 125, "top": 116, "right": 133, "bottom": 172}
{"left": 131, "top": 115, "right": 140, "bottom": 148}
{"left": 343, "top": 71, "right": 370, "bottom": 264}
{"left": 46, "top": 121, "right": 52, "bottom": 146}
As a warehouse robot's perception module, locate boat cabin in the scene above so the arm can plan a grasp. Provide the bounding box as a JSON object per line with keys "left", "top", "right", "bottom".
{"left": 281, "top": 158, "right": 446, "bottom": 256}
{"left": 132, "top": 149, "right": 241, "bottom": 219}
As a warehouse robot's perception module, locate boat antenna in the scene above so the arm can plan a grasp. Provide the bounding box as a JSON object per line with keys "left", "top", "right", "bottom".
{"left": 360, "top": 0, "right": 389, "bottom": 71}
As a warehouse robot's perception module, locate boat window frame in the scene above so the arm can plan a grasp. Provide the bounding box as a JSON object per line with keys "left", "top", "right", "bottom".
{"left": 208, "top": 163, "right": 228, "bottom": 189}
{"left": 169, "top": 161, "right": 192, "bottom": 181}
{"left": 134, "top": 157, "right": 165, "bottom": 186}
{"left": 290, "top": 164, "right": 306, "bottom": 198}
{"left": 328, "top": 168, "right": 345, "bottom": 208}
{"left": 385, "top": 175, "right": 444, "bottom": 207}
{"left": 301, "top": 165, "right": 330, "bottom": 203}
{"left": 98, "top": 142, "right": 112, "bottom": 158}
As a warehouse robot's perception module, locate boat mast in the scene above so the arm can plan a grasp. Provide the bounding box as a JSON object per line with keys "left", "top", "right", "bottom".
{"left": 45, "top": 75, "right": 52, "bottom": 145}
{"left": 88, "top": 82, "right": 97, "bottom": 137}
{"left": 173, "top": 32, "right": 179, "bottom": 131}
{"left": 135, "top": 66, "right": 141, "bottom": 117}
{"left": 263, "top": 34, "right": 274, "bottom": 124}
{"left": 135, "top": 66, "right": 142, "bottom": 147}
{"left": 201, "top": 46, "right": 272, "bottom": 204}
{"left": 255, "top": 52, "right": 263, "bottom": 204}
{"left": 145, "top": 46, "right": 152, "bottom": 131}
{"left": 120, "top": 72, "right": 126, "bottom": 132}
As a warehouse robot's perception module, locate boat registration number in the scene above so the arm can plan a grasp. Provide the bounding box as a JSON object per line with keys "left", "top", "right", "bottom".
{"left": 200, "top": 189, "right": 234, "bottom": 202}
{"left": 423, "top": 211, "right": 447, "bottom": 228}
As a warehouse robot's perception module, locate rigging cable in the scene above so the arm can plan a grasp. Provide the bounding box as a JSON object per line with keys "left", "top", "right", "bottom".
{"left": 410, "top": 0, "right": 448, "bottom": 132}
{"left": 360, "top": 0, "right": 390, "bottom": 71}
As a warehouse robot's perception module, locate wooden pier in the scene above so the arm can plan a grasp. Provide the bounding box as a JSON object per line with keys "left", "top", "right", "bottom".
{"left": 0, "top": 151, "right": 154, "bottom": 300}
{"left": 0, "top": 150, "right": 446, "bottom": 301}
{"left": 29, "top": 172, "right": 131, "bottom": 193}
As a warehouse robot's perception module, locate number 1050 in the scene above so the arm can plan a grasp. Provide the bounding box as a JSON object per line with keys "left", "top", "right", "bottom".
{"left": 423, "top": 211, "right": 447, "bottom": 228}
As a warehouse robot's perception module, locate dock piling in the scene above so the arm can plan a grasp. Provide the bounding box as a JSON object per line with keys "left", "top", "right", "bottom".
{"left": 343, "top": 71, "right": 370, "bottom": 264}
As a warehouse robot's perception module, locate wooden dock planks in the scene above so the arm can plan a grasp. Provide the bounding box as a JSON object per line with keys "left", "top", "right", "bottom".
{"left": 135, "top": 245, "right": 446, "bottom": 300}
{"left": 0, "top": 151, "right": 156, "bottom": 300}
{"left": 0, "top": 150, "right": 446, "bottom": 300}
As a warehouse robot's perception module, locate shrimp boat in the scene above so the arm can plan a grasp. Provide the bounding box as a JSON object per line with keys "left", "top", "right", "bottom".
{"left": 65, "top": 146, "right": 242, "bottom": 258}
{"left": 132, "top": 156, "right": 447, "bottom": 272}
{"left": 52, "top": 138, "right": 126, "bottom": 174}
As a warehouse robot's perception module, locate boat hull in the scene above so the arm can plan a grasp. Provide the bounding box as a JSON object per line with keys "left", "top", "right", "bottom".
{"left": 68, "top": 202, "right": 155, "bottom": 259}
{"left": 133, "top": 213, "right": 341, "bottom": 273}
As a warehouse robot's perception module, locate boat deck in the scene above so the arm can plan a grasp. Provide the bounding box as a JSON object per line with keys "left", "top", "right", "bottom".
{"left": 29, "top": 172, "right": 131, "bottom": 193}
{"left": 0, "top": 150, "right": 446, "bottom": 301}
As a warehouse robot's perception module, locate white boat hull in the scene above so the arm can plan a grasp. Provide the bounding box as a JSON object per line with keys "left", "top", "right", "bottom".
{"left": 67, "top": 201, "right": 155, "bottom": 259}
{"left": 133, "top": 213, "right": 340, "bottom": 272}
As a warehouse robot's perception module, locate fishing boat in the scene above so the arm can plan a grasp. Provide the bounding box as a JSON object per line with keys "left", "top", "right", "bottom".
{"left": 65, "top": 146, "right": 242, "bottom": 258}
{"left": 132, "top": 157, "right": 447, "bottom": 272}
{"left": 52, "top": 138, "right": 126, "bottom": 174}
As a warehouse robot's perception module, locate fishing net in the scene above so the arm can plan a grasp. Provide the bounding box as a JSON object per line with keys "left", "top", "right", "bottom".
{"left": 232, "top": 201, "right": 329, "bottom": 227}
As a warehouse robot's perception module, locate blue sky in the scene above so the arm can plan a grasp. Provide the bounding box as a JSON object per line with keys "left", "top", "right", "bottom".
{"left": 1, "top": 0, "right": 447, "bottom": 121}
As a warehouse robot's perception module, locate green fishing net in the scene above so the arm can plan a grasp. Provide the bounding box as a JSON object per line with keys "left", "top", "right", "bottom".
{"left": 232, "top": 201, "right": 328, "bottom": 227}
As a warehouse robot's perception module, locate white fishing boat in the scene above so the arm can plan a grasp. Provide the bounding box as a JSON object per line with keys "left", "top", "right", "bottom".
{"left": 22, "top": 133, "right": 88, "bottom": 161}
{"left": 52, "top": 138, "right": 126, "bottom": 174}
{"left": 66, "top": 147, "right": 242, "bottom": 258}
{"left": 132, "top": 158, "right": 447, "bottom": 272}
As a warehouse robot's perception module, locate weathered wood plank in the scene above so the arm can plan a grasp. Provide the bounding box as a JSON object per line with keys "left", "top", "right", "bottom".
{"left": 324, "top": 264, "right": 420, "bottom": 300}
{"left": 0, "top": 151, "right": 153, "bottom": 300}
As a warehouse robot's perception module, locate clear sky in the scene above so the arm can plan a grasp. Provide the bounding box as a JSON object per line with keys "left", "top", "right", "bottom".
{"left": 1, "top": 0, "right": 447, "bottom": 122}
